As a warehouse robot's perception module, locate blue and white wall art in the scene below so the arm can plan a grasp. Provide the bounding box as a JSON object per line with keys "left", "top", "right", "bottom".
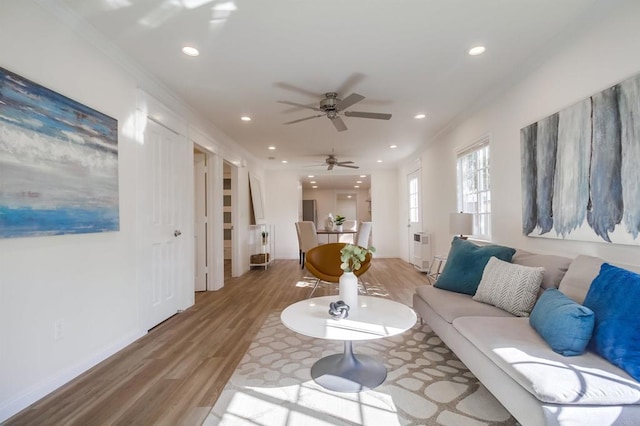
{"left": 0, "top": 66, "right": 119, "bottom": 238}
{"left": 521, "top": 72, "right": 640, "bottom": 245}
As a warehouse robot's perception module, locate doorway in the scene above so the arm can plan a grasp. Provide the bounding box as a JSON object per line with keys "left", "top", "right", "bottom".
{"left": 336, "top": 192, "right": 357, "bottom": 243}
{"left": 136, "top": 99, "right": 192, "bottom": 331}
{"left": 193, "top": 147, "right": 208, "bottom": 292}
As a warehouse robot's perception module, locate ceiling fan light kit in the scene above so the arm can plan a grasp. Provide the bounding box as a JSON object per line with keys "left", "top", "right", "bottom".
{"left": 325, "top": 154, "right": 359, "bottom": 170}
{"left": 279, "top": 91, "right": 392, "bottom": 132}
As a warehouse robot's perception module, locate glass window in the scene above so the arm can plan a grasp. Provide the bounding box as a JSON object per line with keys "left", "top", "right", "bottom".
{"left": 457, "top": 138, "right": 491, "bottom": 239}
{"left": 409, "top": 176, "right": 419, "bottom": 223}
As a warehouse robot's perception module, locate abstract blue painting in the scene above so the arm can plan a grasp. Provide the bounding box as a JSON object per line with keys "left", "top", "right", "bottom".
{"left": 521, "top": 72, "right": 640, "bottom": 245}
{"left": 0, "top": 67, "right": 119, "bottom": 238}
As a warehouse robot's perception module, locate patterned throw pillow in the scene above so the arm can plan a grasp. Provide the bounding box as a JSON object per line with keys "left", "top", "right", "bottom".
{"left": 473, "top": 257, "right": 544, "bottom": 317}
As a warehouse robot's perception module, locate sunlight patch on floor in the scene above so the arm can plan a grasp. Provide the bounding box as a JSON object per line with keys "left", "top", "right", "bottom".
{"left": 208, "top": 381, "right": 400, "bottom": 426}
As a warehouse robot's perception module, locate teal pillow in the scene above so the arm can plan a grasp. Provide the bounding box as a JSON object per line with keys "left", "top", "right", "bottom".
{"left": 434, "top": 237, "right": 516, "bottom": 295}
{"left": 529, "top": 288, "right": 595, "bottom": 356}
{"left": 583, "top": 263, "right": 640, "bottom": 381}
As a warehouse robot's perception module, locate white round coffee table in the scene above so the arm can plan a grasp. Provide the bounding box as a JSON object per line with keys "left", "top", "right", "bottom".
{"left": 280, "top": 295, "right": 416, "bottom": 392}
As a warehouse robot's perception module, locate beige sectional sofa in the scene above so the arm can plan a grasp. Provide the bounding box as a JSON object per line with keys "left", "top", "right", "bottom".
{"left": 413, "top": 251, "right": 640, "bottom": 426}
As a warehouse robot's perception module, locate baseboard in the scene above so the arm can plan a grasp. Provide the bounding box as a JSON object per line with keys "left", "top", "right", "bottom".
{"left": 0, "top": 329, "right": 145, "bottom": 423}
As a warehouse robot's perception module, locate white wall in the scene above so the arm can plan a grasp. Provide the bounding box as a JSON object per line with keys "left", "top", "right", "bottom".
{"left": 370, "top": 169, "right": 400, "bottom": 257}
{"left": 419, "top": 0, "right": 640, "bottom": 266}
{"left": 0, "top": 1, "right": 261, "bottom": 420}
{"left": 303, "top": 188, "right": 371, "bottom": 229}
{"left": 264, "top": 170, "right": 301, "bottom": 259}
{"left": 336, "top": 198, "right": 357, "bottom": 221}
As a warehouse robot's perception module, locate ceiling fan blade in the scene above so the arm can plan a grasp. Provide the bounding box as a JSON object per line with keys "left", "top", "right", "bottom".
{"left": 337, "top": 93, "right": 365, "bottom": 110}
{"left": 277, "top": 100, "right": 322, "bottom": 111}
{"left": 338, "top": 163, "right": 360, "bottom": 169}
{"left": 283, "top": 115, "right": 323, "bottom": 125}
{"left": 337, "top": 161, "right": 354, "bottom": 165}
{"left": 274, "top": 82, "right": 323, "bottom": 98}
{"left": 344, "top": 111, "right": 392, "bottom": 120}
{"left": 331, "top": 117, "right": 347, "bottom": 132}
{"left": 327, "top": 163, "right": 335, "bottom": 170}
{"left": 335, "top": 73, "right": 365, "bottom": 97}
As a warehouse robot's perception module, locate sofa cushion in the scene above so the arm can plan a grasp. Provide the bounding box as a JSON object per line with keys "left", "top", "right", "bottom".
{"left": 557, "top": 255, "right": 604, "bottom": 304}
{"left": 434, "top": 237, "right": 516, "bottom": 295}
{"left": 473, "top": 257, "right": 543, "bottom": 317}
{"left": 453, "top": 316, "right": 640, "bottom": 405}
{"left": 512, "top": 250, "right": 572, "bottom": 295}
{"left": 583, "top": 263, "right": 640, "bottom": 382}
{"left": 415, "top": 285, "right": 513, "bottom": 324}
{"left": 530, "top": 288, "right": 595, "bottom": 356}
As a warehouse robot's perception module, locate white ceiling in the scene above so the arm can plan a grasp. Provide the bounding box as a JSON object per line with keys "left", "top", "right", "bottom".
{"left": 59, "top": 0, "right": 606, "bottom": 187}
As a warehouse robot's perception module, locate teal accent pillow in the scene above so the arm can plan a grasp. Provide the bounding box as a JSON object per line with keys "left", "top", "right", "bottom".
{"left": 434, "top": 237, "right": 516, "bottom": 295}
{"left": 583, "top": 263, "right": 640, "bottom": 381}
{"left": 529, "top": 288, "right": 595, "bottom": 356}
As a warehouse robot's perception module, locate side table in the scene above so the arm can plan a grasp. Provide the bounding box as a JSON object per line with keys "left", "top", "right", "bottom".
{"left": 426, "top": 255, "right": 447, "bottom": 284}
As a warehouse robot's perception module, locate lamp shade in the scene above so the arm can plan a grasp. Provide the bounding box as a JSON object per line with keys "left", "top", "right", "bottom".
{"left": 449, "top": 212, "right": 473, "bottom": 236}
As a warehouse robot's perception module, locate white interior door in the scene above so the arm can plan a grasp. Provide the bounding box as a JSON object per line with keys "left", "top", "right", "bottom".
{"left": 139, "top": 118, "right": 190, "bottom": 330}
{"left": 194, "top": 152, "right": 207, "bottom": 292}
{"left": 407, "top": 170, "right": 421, "bottom": 265}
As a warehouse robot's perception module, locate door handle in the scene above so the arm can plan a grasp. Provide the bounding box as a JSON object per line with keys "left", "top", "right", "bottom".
{"left": 174, "top": 230, "right": 182, "bottom": 237}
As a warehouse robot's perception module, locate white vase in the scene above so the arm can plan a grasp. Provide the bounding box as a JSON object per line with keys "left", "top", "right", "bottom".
{"left": 325, "top": 217, "right": 334, "bottom": 231}
{"left": 339, "top": 271, "right": 358, "bottom": 314}
{"left": 336, "top": 224, "right": 343, "bottom": 232}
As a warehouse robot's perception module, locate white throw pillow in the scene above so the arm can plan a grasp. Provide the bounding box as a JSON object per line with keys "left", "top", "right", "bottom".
{"left": 473, "top": 256, "right": 544, "bottom": 317}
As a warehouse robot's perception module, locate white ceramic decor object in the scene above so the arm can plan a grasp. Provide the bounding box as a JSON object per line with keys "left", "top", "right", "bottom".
{"left": 339, "top": 271, "right": 358, "bottom": 314}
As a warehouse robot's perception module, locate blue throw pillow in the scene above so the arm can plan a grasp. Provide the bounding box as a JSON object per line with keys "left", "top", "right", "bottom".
{"left": 434, "top": 237, "right": 516, "bottom": 295}
{"left": 583, "top": 263, "right": 640, "bottom": 381}
{"left": 529, "top": 288, "right": 595, "bottom": 356}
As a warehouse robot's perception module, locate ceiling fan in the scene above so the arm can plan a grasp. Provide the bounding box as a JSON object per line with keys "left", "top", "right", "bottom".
{"left": 321, "top": 154, "right": 360, "bottom": 170}
{"left": 278, "top": 92, "right": 392, "bottom": 132}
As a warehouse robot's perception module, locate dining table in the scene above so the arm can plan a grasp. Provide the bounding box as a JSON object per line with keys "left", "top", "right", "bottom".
{"left": 316, "top": 229, "right": 356, "bottom": 243}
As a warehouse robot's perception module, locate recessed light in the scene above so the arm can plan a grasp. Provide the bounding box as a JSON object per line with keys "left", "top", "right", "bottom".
{"left": 182, "top": 46, "right": 200, "bottom": 56}
{"left": 281, "top": 160, "right": 287, "bottom": 164}
{"left": 354, "top": 185, "right": 360, "bottom": 188}
{"left": 268, "top": 146, "right": 276, "bottom": 150}
{"left": 310, "top": 181, "right": 316, "bottom": 184}
{"left": 377, "top": 160, "right": 383, "bottom": 163}
{"left": 414, "top": 113, "right": 426, "bottom": 119}
{"left": 312, "top": 185, "right": 318, "bottom": 189}
{"left": 241, "top": 116, "right": 251, "bottom": 121}
{"left": 389, "top": 144, "right": 397, "bottom": 149}
{"left": 347, "top": 196, "right": 352, "bottom": 199}
{"left": 468, "top": 46, "right": 486, "bottom": 56}
{"left": 308, "top": 175, "right": 314, "bottom": 178}
{"left": 360, "top": 175, "right": 366, "bottom": 178}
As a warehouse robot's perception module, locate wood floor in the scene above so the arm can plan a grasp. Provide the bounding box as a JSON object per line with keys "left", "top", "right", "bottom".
{"left": 6, "top": 258, "right": 429, "bottom": 426}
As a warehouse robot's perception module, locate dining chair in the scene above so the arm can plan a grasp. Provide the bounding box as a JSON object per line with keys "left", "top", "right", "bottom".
{"left": 355, "top": 221, "right": 372, "bottom": 248}
{"left": 297, "top": 221, "right": 319, "bottom": 269}
{"left": 304, "top": 242, "right": 371, "bottom": 298}
{"left": 294, "top": 222, "right": 303, "bottom": 266}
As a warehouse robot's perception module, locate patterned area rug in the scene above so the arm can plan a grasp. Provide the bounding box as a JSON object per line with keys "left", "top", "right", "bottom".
{"left": 205, "top": 310, "right": 518, "bottom": 426}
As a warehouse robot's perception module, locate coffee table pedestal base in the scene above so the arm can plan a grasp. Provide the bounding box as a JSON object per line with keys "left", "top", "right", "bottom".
{"left": 310, "top": 340, "right": 387, "bottom": 393}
